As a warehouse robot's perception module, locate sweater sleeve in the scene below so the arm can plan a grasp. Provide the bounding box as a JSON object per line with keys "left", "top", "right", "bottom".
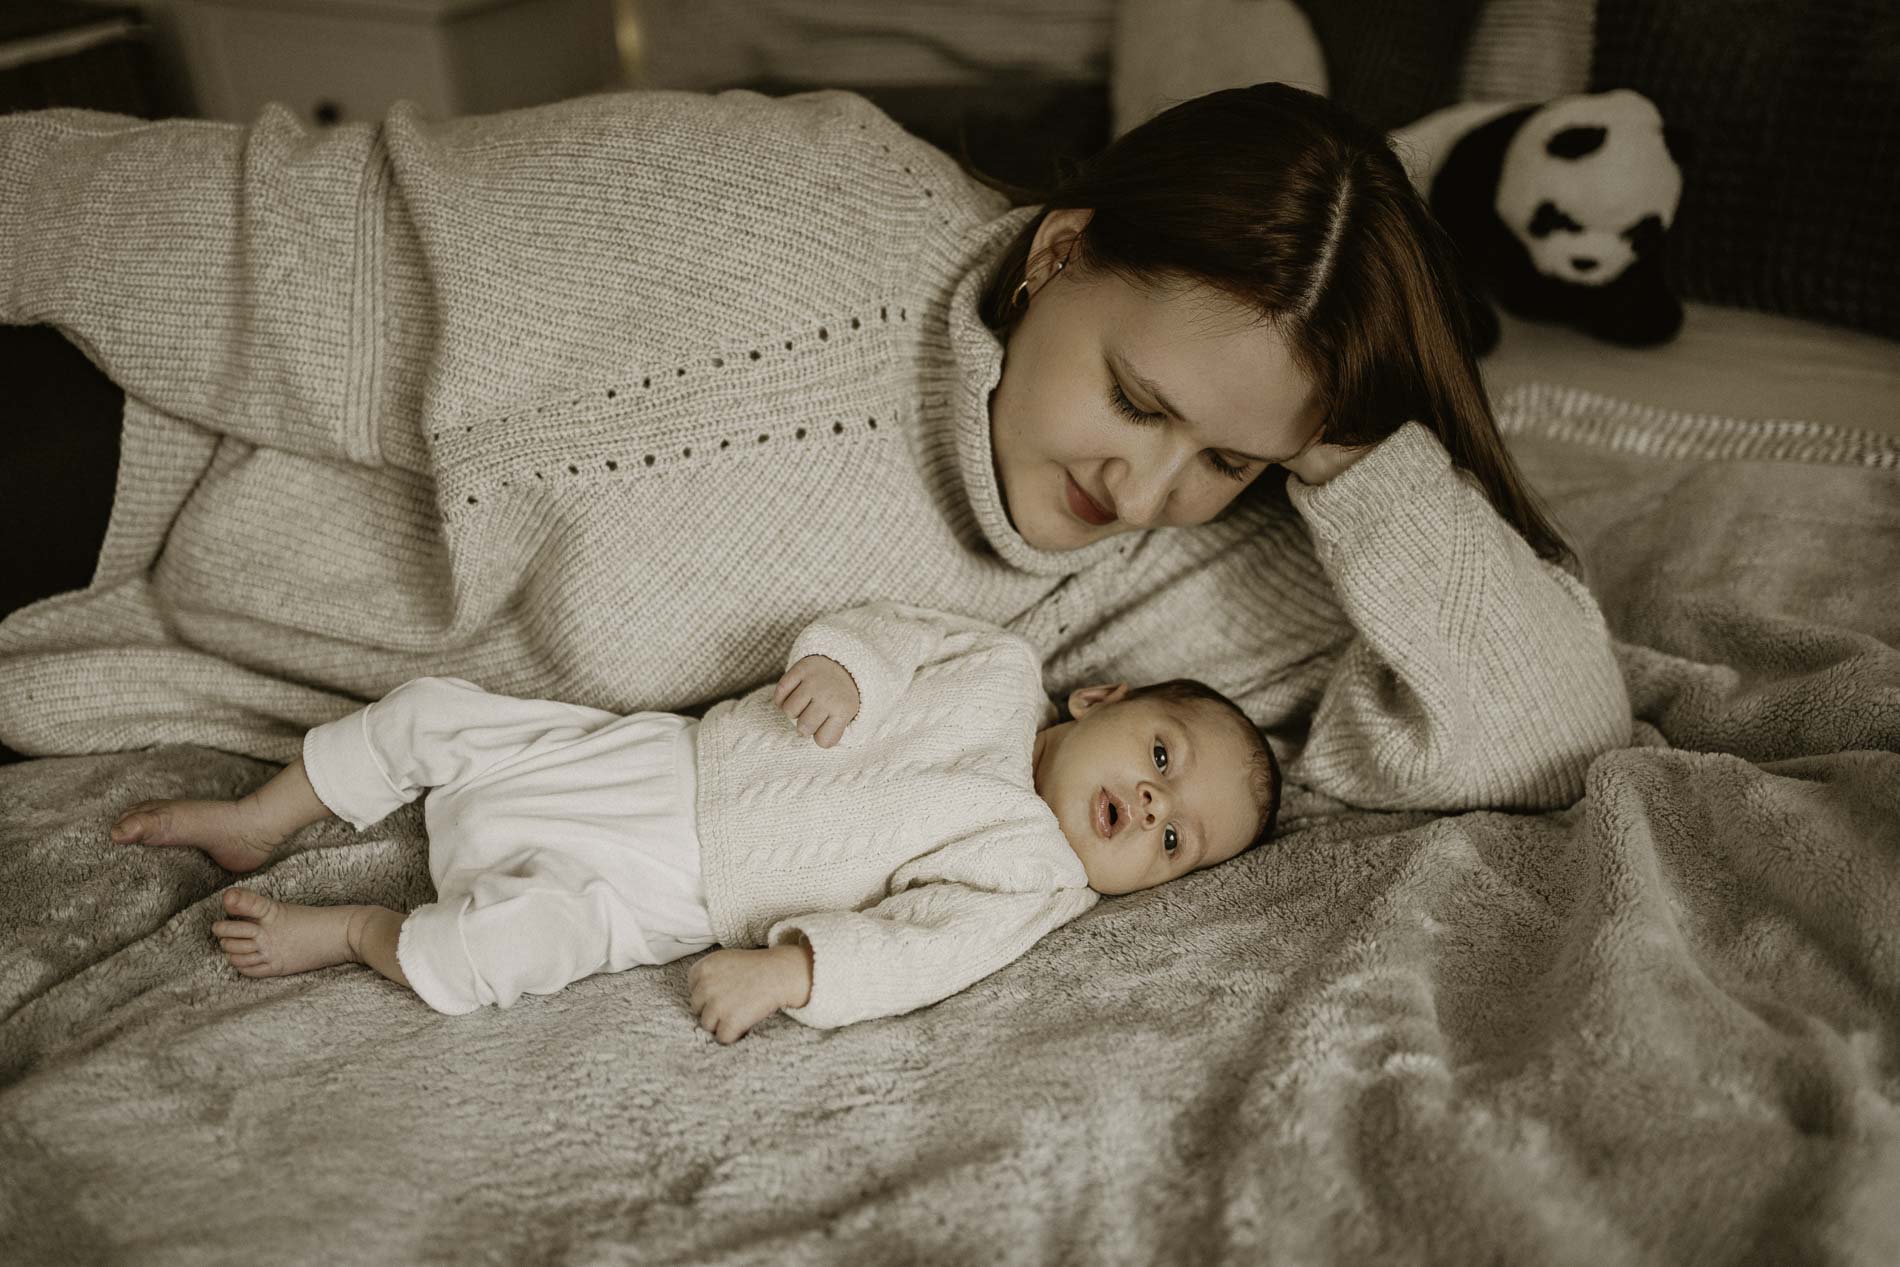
{"left": 765, "top": 882, "right": 1098, "bottom": 1030}
{"left": 301, "top": 675, "right": 621, "bottom": 830}
{"left": 786, "top": 602, "right": 1024, "bottom": 749}
{"left": 1, "top": 104, "right": 396, "bottom": 467}
{"left": 1274, "top": 421, "right": 1632, "bottom": 810}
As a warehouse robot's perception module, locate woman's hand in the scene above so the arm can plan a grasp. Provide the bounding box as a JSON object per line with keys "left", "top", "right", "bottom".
{"left": 687, "top": 945, "right": 812, "bottom": 1045}
{"left": 1281, "top": 435, "right": 1375, "bottom": 486}
{"left": 774, "top": 655, "right": 859, "bottom": 747}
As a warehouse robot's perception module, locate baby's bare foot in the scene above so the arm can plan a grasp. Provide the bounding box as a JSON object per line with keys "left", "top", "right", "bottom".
{"left": 110, "top": 798, "right": 278, "bottom": 873}
{"left": 211, "top": 888, "right": 359, "bottom": 978}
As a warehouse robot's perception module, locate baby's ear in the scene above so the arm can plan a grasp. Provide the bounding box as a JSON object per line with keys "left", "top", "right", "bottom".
{"left": 1067, "top": 682, "right": 1130, "bottom": 718}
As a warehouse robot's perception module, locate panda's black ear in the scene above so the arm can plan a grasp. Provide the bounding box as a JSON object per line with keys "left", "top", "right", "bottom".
{"left": 1661, "top": 123, "right": 1694, "bottom": 170}
{"left": 1545, "top": 125, "right": 1606, "bottom": 160}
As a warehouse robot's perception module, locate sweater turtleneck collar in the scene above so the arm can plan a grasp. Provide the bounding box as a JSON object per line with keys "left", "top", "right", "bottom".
{"left": 944, "top": 206, "right": 1131, "bottom": 579}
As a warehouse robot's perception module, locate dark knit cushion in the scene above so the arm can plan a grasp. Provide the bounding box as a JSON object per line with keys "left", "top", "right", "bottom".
{"left": 1592, "top": 0, "right": 1900, "bottom": 337}
{"left": 1291, "top": 0, "right": 1487, "bottom": 134}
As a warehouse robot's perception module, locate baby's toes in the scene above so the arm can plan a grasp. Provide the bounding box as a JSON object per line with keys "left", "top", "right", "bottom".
{"left": 111, "top": 801, "right": 171, "bottom": 844}
{"left": 222, "top": 887, "right": 273, "bottom": 921}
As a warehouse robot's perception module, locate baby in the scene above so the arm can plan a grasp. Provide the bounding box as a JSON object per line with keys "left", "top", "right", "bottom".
{"left": 111, "top": 603, "right": 1281, "bottom": 1042}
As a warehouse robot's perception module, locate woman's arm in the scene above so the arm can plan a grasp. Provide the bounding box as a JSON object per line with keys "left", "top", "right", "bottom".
{"left": 1, "top": 105, "right": 399, "bottom": 466}
{"left": 1273, "top": 422, "right": 1631, "bottom": 810}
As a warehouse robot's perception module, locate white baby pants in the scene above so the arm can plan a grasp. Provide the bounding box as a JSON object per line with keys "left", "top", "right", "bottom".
{"left": 302, "top": 675, "right": 717, "bottom": 1014}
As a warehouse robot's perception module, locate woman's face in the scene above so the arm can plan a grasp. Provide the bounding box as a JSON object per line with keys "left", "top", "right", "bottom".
{"left": 989, "top": 209, "right": 1326, "bottom": 552}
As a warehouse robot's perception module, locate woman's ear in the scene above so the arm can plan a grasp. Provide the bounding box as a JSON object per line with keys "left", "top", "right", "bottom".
{"left": 1067, "top": 682, "right": 1129, "bottom": 719}
{"left": 1030, "top": 207, "right": 1095, "bottom": 275}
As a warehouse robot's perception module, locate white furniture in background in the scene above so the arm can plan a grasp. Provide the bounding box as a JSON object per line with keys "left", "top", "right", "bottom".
{"left": 127, "top": 0, "right": 624, "bottom": 124}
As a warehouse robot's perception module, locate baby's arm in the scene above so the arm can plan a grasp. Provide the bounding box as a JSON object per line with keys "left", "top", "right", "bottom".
{"left": 780, "top": 603, "right": 1030, "bottom": 748}
{"left": 110, "top": 756, "right": 335, "bottom": 873}
{"left": 767, "top": 882, "right": 1097, "bottom": 1031}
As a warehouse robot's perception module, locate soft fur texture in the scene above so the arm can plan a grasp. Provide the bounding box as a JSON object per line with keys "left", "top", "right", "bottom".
{"left": 3, "top": 383, "right": 1896, "bottom": 1265}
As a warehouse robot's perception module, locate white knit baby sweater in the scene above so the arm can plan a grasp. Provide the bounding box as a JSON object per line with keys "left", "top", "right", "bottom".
{"left": 0, "top": 88, "right": 1631, "bottom": 812}
{"left": 696, "top": 603, "right": 1095, "bottom": 1030}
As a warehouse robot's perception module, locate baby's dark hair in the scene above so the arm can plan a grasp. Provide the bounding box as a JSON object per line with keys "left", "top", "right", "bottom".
{"left": 1122, "top": 678, "right": 1282, "bottom": 854}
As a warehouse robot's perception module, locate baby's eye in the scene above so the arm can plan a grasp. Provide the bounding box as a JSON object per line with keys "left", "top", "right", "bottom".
{"left": 1152, "top": 740, "right": 1168, "bottom": 772}
{"left": 1163, "top": 825, "right": 1179, "bottom": 856}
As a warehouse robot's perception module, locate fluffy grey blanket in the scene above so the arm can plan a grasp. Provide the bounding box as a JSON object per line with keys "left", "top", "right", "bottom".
{"left": 3, "top": 384, "right": 1896, "bottom": 1265}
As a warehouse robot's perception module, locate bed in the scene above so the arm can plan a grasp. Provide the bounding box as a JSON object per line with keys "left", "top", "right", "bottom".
{"left": 5, "top": 2, "right": 1899, "bottom": 1263}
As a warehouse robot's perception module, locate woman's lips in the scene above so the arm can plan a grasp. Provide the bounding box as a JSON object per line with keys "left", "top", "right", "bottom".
{"left": 1065, "top": 472, "right": 1115, "bottom": 527}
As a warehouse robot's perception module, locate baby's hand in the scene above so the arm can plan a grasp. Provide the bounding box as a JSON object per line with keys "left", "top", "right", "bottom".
{"left": 773, "top": 655, "right": 859, "bottom": 748}
{"left": 687, "top": 946, "right": 809, "bottom": 1045}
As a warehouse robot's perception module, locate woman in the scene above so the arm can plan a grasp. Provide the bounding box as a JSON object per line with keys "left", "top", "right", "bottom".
{"left": 0, "top": 82, "right": 1629, "bottom": 809}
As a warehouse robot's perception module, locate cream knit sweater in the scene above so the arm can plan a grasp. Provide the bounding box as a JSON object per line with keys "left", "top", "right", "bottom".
{"left": 0, "top": 88, "right": 1631, "bottom": 812}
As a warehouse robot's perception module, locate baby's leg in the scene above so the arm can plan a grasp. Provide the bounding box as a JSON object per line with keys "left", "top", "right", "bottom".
{"left": 111, "top": 756, "right": 333, "bottom": 872}
{"left": 212, "top": 888, "right": 410, "bottom": 987}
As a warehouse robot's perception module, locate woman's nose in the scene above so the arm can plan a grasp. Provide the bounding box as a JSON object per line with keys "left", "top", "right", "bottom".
{"left": 1111, "top": 447, "right": 1186, "bottom": 528}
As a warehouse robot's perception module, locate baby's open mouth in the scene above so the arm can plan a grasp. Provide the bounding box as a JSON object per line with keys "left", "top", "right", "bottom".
{"left": 1093, "top": 787, "right": 1127, "bottom": 840}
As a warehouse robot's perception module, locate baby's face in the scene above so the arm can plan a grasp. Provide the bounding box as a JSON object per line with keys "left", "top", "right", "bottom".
{"left": 1032, "top": 687, "right": 1261, "bottom": 896}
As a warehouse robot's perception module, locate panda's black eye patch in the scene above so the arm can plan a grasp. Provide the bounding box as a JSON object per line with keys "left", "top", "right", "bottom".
{"left": 1530, "top": 202, "right": 1584, "bottom": 238}
{"left": 1546, "top": 125, "right": 1607, "bottom": 160}
{"left": 1621, "top": 214, "right": 1665, "bottom": 255}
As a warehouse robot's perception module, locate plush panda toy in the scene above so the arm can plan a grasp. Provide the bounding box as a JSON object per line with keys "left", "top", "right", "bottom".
{"left": 1392, "top": 89, "right": 1685, "bottom": 355}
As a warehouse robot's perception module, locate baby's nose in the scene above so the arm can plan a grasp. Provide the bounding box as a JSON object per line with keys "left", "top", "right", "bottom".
{"left": 1138, "top": 784, "right": 1163, "bottom": 825}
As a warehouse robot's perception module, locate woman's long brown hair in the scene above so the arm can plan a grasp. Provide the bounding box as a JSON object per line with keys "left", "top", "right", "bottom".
{"left": 968, "top": 83, "right": 1574, "bottom": 567}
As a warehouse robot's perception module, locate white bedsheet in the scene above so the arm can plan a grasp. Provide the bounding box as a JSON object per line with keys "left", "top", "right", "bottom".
{"left": 1482, "top": 302, "right": 1900, "bottom": 439}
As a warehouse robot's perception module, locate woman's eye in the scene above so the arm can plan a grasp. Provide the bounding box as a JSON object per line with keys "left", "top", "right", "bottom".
{"left": 1206, "top": 451, "right": 1250, "bottom": 482}
{"left": 1109, "top": 381, "right": 1249, "bottom": 483}
{"left": 1108, "top": 381, "right": 1163, "bottom": 425}
{"left": 1163, "top": 825, "right": 1179, "bottom": 855}
{"left": 1152, "top": 740, "right": 1168, "bottom": 772}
